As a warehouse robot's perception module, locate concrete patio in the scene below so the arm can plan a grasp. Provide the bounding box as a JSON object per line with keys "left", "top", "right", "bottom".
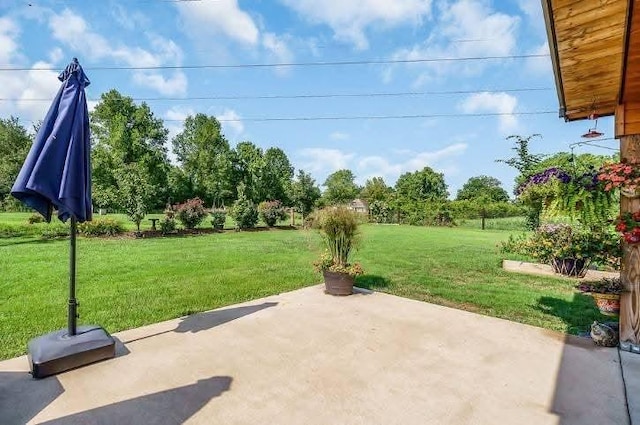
{"left": 0, "top": 285, "right": 632, "bottom": 424}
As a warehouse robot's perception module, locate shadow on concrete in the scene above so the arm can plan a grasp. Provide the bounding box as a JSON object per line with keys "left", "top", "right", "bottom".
{"left": 40, "top": 376, "right": 232, "bottom": 425}
{"left": 113, "top": 336, "right": 130, "bottom": 358}
{"left": 355, "top": 275, "right": 391, "bottom": 291}
{"left": 544, "top": 293, "right": 629, "bottom": 424}
{"left": 536, "top": 293, "right": 610, "bottom": 335}
{"left": 0, "top": 371, "right": 64, "bottom": 425}
{"left": 175, "top": 302, "right": 278, "bottom": 333}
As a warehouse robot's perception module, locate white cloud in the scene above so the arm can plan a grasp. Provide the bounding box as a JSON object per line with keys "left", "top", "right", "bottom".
{"left": 298, "top": 148, "right": 356, "bottom": 175}
{"left": 47, "top": 47, "right": 64, "bottom": 64}
{"left": 132, "top": 72, "right": 187, "bottom": 96}
{"left": 356, "top": 143, "right": 468, "bottom": 183}
{"left": 176, "top": 0, "right": 259, "bottom": 46}
{"left": 280, "top": 0, "right": 432, "bottom": 50}
{"left": 217, "top": 109, "right": 245, "bottom": 137}
{"left": 48, "top": 9, "right": 188, "bottom": 96}
{"left": 525, "top": 42, "right": 551, "bottom": 76}
{"left": 329, "top": 131, "right": 350, "bottom": 141}
{"left": 0, "top": 17, "right": 20, "bottom": 65}
{"left": 389, "top": 0, "right": 519, "bottom": 83}
{"left": 460, "top": 92, "right": 518, "bottom": 133}
{"left": 262, "top": 32, "right": 293, "bottom": 75}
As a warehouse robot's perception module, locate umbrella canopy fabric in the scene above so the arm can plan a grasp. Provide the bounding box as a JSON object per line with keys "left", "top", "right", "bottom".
{"left": 11, "top": 58, "right": 92, "bottom": 223}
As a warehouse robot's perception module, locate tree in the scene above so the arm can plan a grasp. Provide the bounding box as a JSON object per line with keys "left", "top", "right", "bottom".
{"left": 118, "top": 163, "right": 152, "bottom": 233}
{"left": 172, "top": 113, "right": 233, "bottom": 206}
{"left": 323, "top": 169, "right": 359, "bottom": 205}
{"left": 91, "top": 90, "right": 170, "bottom": 212}
{"left": 394, "top": 167, "right": 448, "bottom": 203}
{"left": 0, "top": 117, "right": 32, "bottom": 200}
{"left": 456, "top": 176, "right": 509, "bottom": 203}
{"left": 290, "top": 170, "right": 321, "bottom": 220}
{"left": 496, "top": 134, "right": 546, "bottom": 182}
{"left": 360, "top": 177, "right": 394, "bottom": 204}
{"left": 261, "top": 147, "right": 294, "bottom": 204}
{"left": 232, "top": 141, "right": 265, "bottom": 203}
{"left": 496, "top": 134, "right": 547, "bottom": 229}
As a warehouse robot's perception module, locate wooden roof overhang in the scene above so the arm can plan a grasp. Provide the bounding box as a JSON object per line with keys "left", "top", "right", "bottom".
{"left": 542, "top": 0, "right": 630, "bottom": 122}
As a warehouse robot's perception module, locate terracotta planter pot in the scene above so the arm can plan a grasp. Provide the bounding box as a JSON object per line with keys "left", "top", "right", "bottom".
{"left": 323, "top": 270, "right": 355, "bottom": 296}
{"left": 591, "top": 293, "right": 621, "bottom": 316}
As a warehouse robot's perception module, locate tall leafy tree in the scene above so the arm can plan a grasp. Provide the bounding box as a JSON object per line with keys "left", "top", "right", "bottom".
{"left": 0, "top": 117, "right": 32, "bottom": 200}
{"left": 456, "top": 176, "right": 509, "bottom": 203}
{"left": 172, "top": 113, "right": 233, "bottom": 206}
{"left": 290, "top": 170, "right": 321, "bottom": 220}
{"left": 394, "top": 167, "right": 448, "bottom": 203}
{"left": 262, "top": 147, "right": 294, "bottom": 204}
{"left": 360, "top": 177, "right": 394, "bottom": 204}
{"left": 91, "top": 90, "right": 170, "bottom": 212}
{"left": 323, "top": 169, "right": 359, "bottom": 205}
{"left": 232, "top": 141, "right": 265, "bottom": 203}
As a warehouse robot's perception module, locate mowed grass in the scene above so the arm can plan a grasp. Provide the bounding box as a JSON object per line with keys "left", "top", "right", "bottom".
{"left": 0, "top": 222, "right": 607, "bottom": 360}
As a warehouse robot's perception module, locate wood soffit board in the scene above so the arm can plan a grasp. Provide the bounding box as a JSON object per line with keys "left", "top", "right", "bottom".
{"left": 544, "top": 0, "right": 628, "bottom": 121}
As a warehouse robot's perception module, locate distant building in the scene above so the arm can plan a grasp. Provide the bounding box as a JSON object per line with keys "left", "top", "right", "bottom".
{"left": 348, "top": 198, "right": 368, "bottom": 214}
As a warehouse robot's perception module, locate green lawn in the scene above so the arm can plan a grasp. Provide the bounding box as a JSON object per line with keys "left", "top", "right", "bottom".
{"left": 0, "top": 220, "right": 607, "bottom": 360}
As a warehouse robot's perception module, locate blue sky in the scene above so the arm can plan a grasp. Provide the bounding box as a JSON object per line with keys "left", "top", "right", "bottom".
{"left": 0, "top": 0, "right": 617, "bottom": 197}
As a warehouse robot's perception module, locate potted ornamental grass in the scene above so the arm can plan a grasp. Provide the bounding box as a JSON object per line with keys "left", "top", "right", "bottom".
{"left": 312, "top": 206, "right": 364, "bottom": 295}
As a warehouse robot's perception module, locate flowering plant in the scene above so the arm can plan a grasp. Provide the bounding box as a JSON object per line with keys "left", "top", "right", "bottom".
{"left": 598, "top": 162, "right": 640, "bottom": 193}
{"left": 313, "top": 250, "right": 364, "bottom": 276}
{"left": 500, "top": 223, "right": 620, "bottom": 270}
{"left": 577, "top": 277, "right": 622, "bottom": 295}
{"left": 615, "top": 211, "right": 640, "bottom": 243}
{"left": 517, "top": 166, "right": 614, "bottom": 223}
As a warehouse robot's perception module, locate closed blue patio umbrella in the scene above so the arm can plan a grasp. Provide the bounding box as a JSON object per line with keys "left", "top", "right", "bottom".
{"left": 11, "top": 58, "right": 114, "bottom": 379}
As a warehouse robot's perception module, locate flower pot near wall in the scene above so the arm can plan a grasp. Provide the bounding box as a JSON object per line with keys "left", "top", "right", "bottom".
{"left": 323, "top": 270, "right": 355, "bottom": 296}
{"left": 591, "top": 293, "right": 621, "bottom": 316}
{"left": 551, "top": 257, "right": 588, "bottom": 277}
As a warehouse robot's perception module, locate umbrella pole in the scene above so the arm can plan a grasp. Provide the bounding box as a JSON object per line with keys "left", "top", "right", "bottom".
{"left": 68, "top": 216, "right": 78, "bottom": 336}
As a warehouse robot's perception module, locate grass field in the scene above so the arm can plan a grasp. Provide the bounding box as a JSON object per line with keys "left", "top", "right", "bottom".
{"left": 0, "top": 216, "right": 608, "bottom": 360}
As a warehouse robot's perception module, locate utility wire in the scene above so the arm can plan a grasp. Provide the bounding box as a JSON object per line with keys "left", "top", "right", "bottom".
{"left": 20, "top": 111, "right": 556, "bottom": 124}
{"left": 0, "top": 53, "right": 550, "bottom": 72}
{"left": 1, "top": 87, "right": 553, "bottom": 103}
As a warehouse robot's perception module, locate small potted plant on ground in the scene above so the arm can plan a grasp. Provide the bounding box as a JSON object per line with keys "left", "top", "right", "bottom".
{"left": 577, "top": 277, "right": 622, "bottom": 316}
{"left": 312, "top": 207, "right": 364, "bottom": 295}
{"left": 210, "top": 207, "right": 226, "bottom": 231}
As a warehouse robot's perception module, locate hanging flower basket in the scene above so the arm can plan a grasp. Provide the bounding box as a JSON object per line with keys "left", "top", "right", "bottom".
{"left": 599, "top": 162, "right": 640, "bottom": 194}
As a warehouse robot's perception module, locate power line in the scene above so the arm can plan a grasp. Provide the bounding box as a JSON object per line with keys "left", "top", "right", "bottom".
{"left": 1, "top": 87, "right": 553, "bottom": 103}
{"left": 18, "top": 111, "right": 556, "bottom": 124}
{"left": 0, "top": 53, "right": 550, "bottom": 72}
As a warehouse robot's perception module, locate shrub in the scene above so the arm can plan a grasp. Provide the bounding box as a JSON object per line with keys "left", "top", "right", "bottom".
{"left": 210, "top": 209, "right": 226, "bottom": 230}
{"left": 160, "top": 217, "right": 177, "bottom": 234}
{"left": 231, "top": 197, "right": 258, "bottom": 230}
{"left": 258, "top": 200, "right": 287, "bottom": 227}
{"left": 27, "top": 214, "right": 45, "bottom": 224}
{"left": 175, "top": 198, "right": 207, "bottom": 230}
{"left": 78, "top": 218, "right": 125, "bottom": 237}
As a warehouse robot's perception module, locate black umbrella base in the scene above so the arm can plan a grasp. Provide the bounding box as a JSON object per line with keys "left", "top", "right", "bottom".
{"left": 28, "top": 325, "right": 116, "bottom": 379}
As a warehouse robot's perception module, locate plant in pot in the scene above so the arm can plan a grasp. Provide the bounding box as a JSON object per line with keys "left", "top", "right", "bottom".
{"left": 577, "top": 277, "right": 623, "bottom": 316}
{"left": 500, "top": 223, "right": 620, "bottom": 277}
{"left": 312, "top": 207, "right": 364, "bottom": 295}
{"left": 210, "top": 208, "right": 226, "bottom": 231}
{"left": 598, "top": 161, "right": 640, "bottom": 197}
